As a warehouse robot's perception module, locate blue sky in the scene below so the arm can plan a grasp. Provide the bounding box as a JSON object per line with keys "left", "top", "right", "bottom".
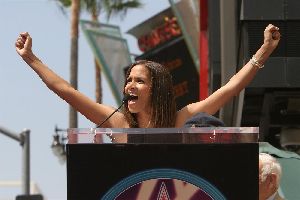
{"left": 0, "top": 0, "right": 169, "bottom": 199}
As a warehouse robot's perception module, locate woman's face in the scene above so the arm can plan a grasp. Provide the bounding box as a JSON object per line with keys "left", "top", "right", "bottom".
{"left": 124, "top": 64, "right": 152, "bottom": 114}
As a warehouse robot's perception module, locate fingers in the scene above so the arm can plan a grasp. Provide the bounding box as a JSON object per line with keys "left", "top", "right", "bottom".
{"left": 264, "top": 24, "right": 279, "bottom": 32}
{"left": 20, "top": 32, "right": 30, "bottom": 39}
{"left": 15, "top": 33, "right": 27, "bottom": 47}
{"left": 17, "top": 32, "right": 31, "bottom": 44}
{"left": 15, "top": 40, "right": 24, "bottom": 49}
{"left": 16, "top": 32, "right": 32, "bottom": 50}
{"left": 264, "top": 24, "right": 280, "bottom": 40}
{"left": 272, "top": 31, "right": 281, "bottom": 40}
{"left": 15, "top": 32, "right": 33, "bottom": 57}
{"left": 15, "top": 36, "right": 25, "bottom": 50}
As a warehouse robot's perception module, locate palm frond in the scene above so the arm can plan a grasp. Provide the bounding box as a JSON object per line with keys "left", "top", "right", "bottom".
{"left": 55, "top": 0, "right": 143, "bottom": 21}
{"left": 104, "top": 0, "right": 143, "bottom": 21}
{"left": 53, "top": 0, "right": 72, "bottom": 17}
{"left": 81, "top": 0, "right": 102, "bottom": 17}
{"left": 56, "top": 0, "right": 72, "bottom": 7}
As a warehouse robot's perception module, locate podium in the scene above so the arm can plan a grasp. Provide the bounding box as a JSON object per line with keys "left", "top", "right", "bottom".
{"left": 67, "top": 127, "right": 259, "bottom": 200}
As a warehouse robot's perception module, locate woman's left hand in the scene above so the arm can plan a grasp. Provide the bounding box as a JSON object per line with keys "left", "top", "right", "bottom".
{"left": 263, "top": 24, "right": 281, "bottom": 50}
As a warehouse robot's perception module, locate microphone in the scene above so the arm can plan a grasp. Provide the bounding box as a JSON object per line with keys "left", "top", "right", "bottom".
{"left": 122, "top": 93, "right": 138, "bottom": 101}
{"left": 96, "top": 94, "right": 137, "bottom": 128}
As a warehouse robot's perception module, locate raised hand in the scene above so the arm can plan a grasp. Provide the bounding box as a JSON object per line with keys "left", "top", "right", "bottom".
{"left": 15, "top": 32, "right": 32, "bottom": 57}
{"left": 264, "top": 24, "right": 281, "bottom": 50}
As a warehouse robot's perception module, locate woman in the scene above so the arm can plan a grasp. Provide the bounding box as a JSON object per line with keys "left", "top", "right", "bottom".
{"left": 15, "top": 24, "right": 280, "bottom": 132}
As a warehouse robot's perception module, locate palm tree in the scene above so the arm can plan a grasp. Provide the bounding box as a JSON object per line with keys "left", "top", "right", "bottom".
{"left": 69, "top": 0, "right": 80, "bottom": 128}
{"left": 55, "top": 0, "right": 142, "bottom": 126}
{"left": 56, "top": 0, "right": 80, "bottom": 128}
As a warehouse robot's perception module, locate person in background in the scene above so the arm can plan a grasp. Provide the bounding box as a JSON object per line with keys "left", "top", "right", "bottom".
{"left": 183, "top": 112, "right": 225, "bottom": 127}
{"left": 259, "top": 153, "right": 284, "bottom": 200}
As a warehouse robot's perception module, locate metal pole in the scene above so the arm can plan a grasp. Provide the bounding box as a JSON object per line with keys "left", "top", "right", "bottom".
{"left": 219, "top": 0, "right": 238, "bottom": 126}
{"left": 0, "top": 126, "right": 30, "bottom": 196}
{"left": 21, "top": 129, "right": 30, "bottom": 195}
{"left": 0, "top": 126, "right": 21, "bottom": 142}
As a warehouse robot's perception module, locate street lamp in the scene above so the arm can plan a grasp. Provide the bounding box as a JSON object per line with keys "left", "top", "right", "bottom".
{"left": 0, "top": 126, "right": 31, "bottom": 197}
{"left": 51, "top": 125, "right": 67, "bottom": 164}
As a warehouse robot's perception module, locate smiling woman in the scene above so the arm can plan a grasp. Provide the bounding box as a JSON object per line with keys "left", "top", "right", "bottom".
{"left": 15, "top": 24, "right": 280, "bottom": 134}
{"left": 123, "top": 60, "right": 176, "bottom": 128}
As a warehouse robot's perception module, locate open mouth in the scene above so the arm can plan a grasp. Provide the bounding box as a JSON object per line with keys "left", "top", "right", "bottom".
{"left": 127, "top": 94, "right": 138, "bottom": 105}
{"left": 129, "top": 95, "right": 138, "bottom": 100}
{"left": 123, "top": 94, "right": 138, "bottom": 102}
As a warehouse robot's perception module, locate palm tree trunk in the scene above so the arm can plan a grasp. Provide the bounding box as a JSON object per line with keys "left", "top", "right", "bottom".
{"left": 69, "top": 0, "right": 80, "bottom": 128}
{"left": 92, "top": 12, "right": 102, "bottom": 104}
{"left": 94, "top": 58, "right": 102, "bottom": 103}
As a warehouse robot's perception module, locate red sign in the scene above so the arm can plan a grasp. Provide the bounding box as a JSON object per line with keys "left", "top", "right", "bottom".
{"left": 138, "top": 17, "right": 181, "bottom": 52}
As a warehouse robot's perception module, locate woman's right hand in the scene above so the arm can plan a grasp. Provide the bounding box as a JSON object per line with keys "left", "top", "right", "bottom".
{"left": 15, "top": 32, "right": 33, "bottom": 58}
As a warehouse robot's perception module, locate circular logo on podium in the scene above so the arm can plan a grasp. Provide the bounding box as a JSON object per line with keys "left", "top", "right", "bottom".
{"left": 101, "top": 168, "right": 226, "bottom": 200}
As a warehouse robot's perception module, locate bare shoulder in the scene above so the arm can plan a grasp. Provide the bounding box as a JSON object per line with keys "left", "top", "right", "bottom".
{"left": 96, "top": 108, "right": 129, "bottom": 128}
{"left": 175, "top": 101, "right": 207, "bottom": 127}
{"left": 111, "top": 111, "right": 130, "bottom": 128}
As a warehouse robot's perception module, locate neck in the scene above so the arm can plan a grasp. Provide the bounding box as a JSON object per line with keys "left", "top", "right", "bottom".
{"left": 266, "top": 191, "right": 277, "bottom": 200}
{"left": 137, "top": 112, "right": 152, "bottom": 128}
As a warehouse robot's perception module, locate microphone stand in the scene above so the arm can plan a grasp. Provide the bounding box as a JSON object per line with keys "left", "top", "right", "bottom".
{"left": 96, "top": 102, "right": 125, "bottom": 128}
{"left": 95, "top": 103, "right": 124, "bottom": 143}
{"left": 95, "top": 94, "right": 134, "bottom": 142}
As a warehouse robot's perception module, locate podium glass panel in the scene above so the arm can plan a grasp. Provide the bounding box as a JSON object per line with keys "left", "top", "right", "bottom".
{"left": 67, "top": 127, "right": 259, "bottom": 144}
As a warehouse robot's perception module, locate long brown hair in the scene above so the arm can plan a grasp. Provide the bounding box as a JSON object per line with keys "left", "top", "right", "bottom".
{"left": 123, "top": 60, "right": 176, "bottom": 127}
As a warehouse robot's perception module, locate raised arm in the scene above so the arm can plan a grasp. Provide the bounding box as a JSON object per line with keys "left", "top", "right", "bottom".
{"left": 176, "top": 24, "right": 280, "bottom": 126}
{"left": 15, "top": 32, "right": 127, "bottom": 128}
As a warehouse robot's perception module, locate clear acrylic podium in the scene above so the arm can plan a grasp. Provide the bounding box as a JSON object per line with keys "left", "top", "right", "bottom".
{"left": 67, "top": 127, "right": 259, "bottom": 200}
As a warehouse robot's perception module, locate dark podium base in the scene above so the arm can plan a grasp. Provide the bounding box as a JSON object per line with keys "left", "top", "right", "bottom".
{"left": 67, "top": 143, "right": 258, "bottom": 200}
